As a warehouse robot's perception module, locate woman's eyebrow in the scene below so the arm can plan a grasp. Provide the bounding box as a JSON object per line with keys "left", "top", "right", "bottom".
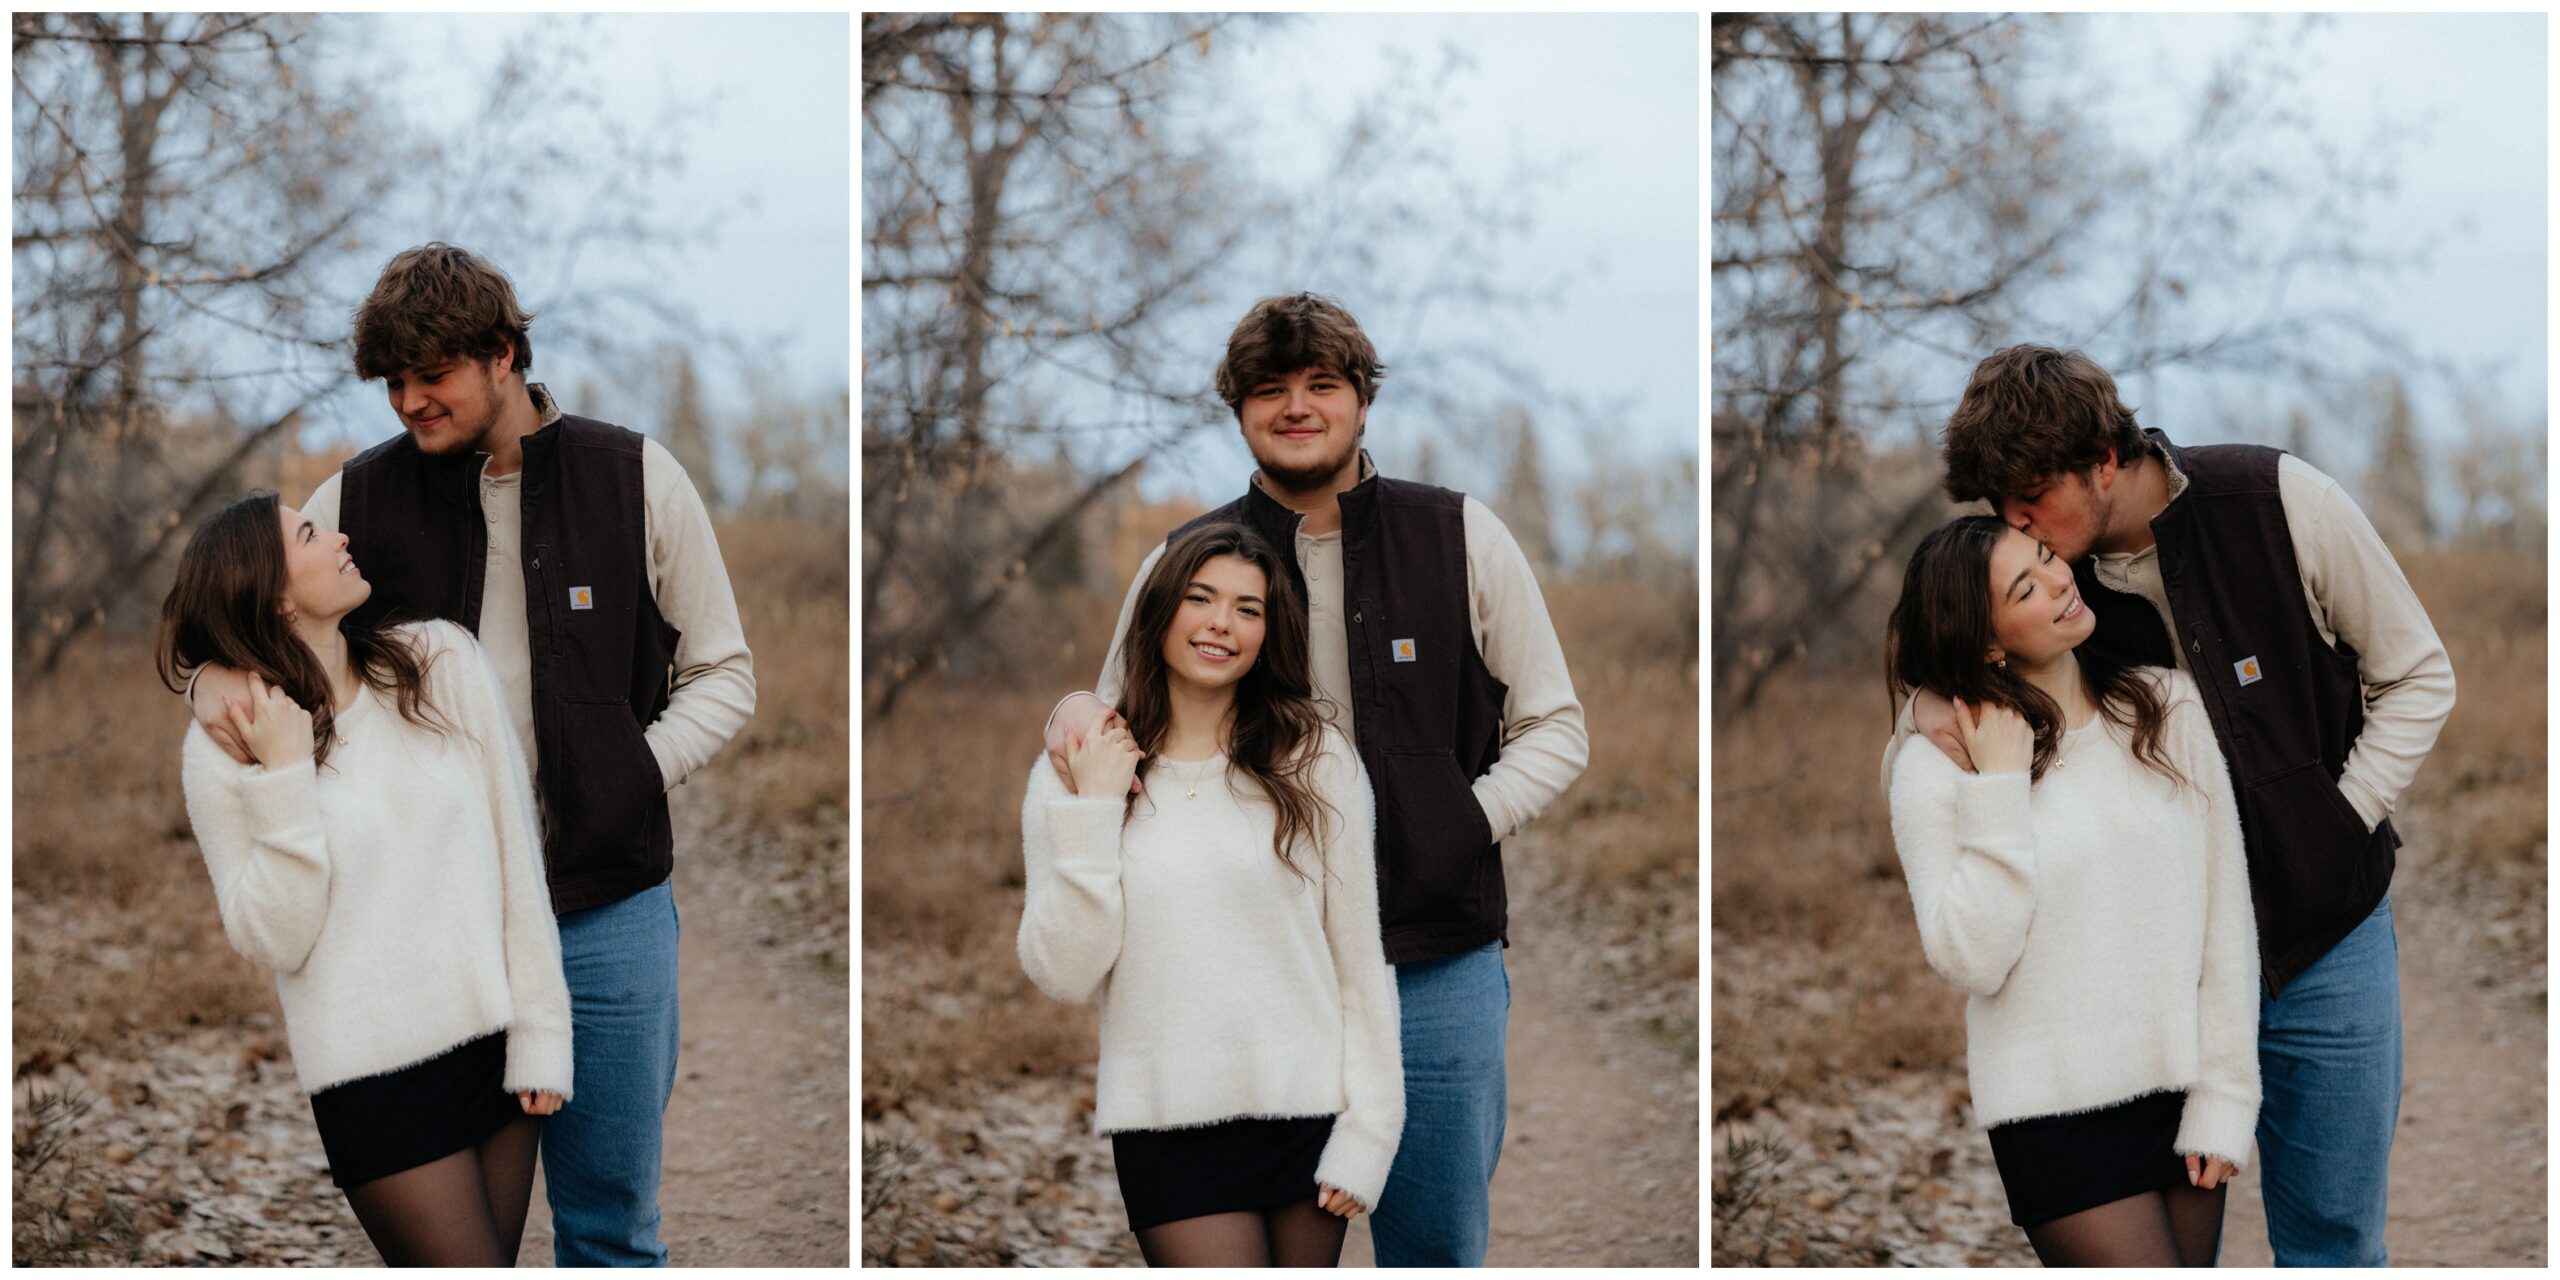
{"left": 1184, "top": 581, "right": 1264, "bottom": 605}
{"left": 2006, "top": 562, "right": 2035, "bottom": 602}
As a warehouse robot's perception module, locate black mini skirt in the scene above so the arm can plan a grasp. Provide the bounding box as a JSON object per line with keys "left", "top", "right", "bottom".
{"left": 1109, "top": 1115, "right": 1336, "bottom": 1232}
{"left": 308, "top": 1031, "right": 526, "bottom": 1189}
{"left": 1986, "top": 1089, "right": 2195, "bottom": 1228}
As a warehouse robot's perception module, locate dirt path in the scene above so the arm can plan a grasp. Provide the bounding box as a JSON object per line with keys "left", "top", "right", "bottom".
{"left": 2214, "top": 883, "right": 2545, "bottom": 1267}
{"left": 517, "top": 808, "right": 850, "bottom": 1266}
{"left": 1340, "top": 842, "right": 1700, "bottom": 1266}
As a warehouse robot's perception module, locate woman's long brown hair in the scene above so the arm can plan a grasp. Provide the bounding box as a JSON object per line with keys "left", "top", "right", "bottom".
{"left": 1116, "top": 521, "right": 1335, "bottom": 880}
{"left": 1885, "top": 515, "right": 2186, "bottom": 787}
{"left": 156, "top": 492, "right": 452, "bottom": 771}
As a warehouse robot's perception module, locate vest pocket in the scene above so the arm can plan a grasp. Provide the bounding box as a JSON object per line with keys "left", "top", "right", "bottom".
{"left": 1374, "top": 749, "right": 1495, "bottom": 930}
{"left": 547, "top": 697, "right": 661, "bottom": 875}
{"left": 2242, "top": 760, "right": 2372, "bottom": 947}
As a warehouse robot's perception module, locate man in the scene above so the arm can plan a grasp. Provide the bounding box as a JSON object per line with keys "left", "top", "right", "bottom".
{"left": 1043, "top": 293, "right": 1588, "bottom": 1266}
{"left": 192, "top": 243, "right": 756, "bottom": 1266}
{"left": 1885, "top": 345, "right": 2453, "bottom": 1266}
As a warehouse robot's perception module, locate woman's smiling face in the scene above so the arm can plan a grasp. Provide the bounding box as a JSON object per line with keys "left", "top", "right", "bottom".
{"left": 277, "top": 503, "right": 369, "bottom": 624}
{"left": 1159, "top": 554, "right": 1268, "bottom": 695}
{"left": 1986, "top": 524, "right": 2093, "bottom": 667}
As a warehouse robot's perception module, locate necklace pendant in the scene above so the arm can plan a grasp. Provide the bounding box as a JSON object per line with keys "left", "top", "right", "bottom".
{"left": 1186, "top": 786, "right": 1198, "bottom": 800}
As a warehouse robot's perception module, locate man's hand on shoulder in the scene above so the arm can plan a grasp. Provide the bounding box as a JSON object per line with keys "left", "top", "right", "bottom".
{"left": 1911, "top": 688, "right": 1977, "bottom": 774}
{"left": 1044, "top": 692, "right": 1140, "bottom": 795}
{"left": 188, "top": 664, "right": 258, "bottom": 766}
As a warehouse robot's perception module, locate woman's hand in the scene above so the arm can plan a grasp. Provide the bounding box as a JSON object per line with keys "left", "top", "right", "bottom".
{"left": 222, "top": 675, "right": 314, "bottom": 768}
{"left": 1949, "top": 696, "right": 2034, "bottom": 776}
{"left": 518, "top": 1090, "right": 564, "bottom": 1116}
{"left": 2186, "top": 1152, "right": 2236, "bottom": 1191}
{"left": 1316, "top": 1183, "right": 1367, "bottom": 1218}
{"left": 1065, "top": 719, "right": 1144, "bottom": 799}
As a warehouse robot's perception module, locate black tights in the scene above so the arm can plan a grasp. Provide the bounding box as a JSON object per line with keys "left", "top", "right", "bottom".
{"left": 1134, "top": 1200, "right": 1349, "bottom": 1267}
{"left": 342, "top": 1115, "right": 542, "bottom": 1266}
{"left": 2024, "top": 1182, "right": 2227, "bottom": 1268}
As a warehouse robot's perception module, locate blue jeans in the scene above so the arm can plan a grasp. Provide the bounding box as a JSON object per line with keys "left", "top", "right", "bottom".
{"left": 2256, "top": 894, "right": 2402, "bottom": 1267}
{"left": 1369, "top": 940, "right": 1510, "bottom": 1267}
{"left": 542, "top": 878, "right": 683, "bottom": 1267}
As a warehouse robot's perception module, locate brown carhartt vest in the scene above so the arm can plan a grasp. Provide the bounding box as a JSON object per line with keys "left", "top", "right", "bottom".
{"left": 2072, "top": 431, "right": 2397, "bottom": 996}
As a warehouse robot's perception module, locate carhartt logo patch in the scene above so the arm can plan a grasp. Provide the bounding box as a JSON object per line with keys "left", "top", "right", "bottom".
{"left": 2234, "top": 655, "right": 2263, "bottom": 686}
{"left": 569, "top": 586, "right": 594, "bottom": 611}
{"left": 1392, "top": 638, "right": 1417, "bottom": 663}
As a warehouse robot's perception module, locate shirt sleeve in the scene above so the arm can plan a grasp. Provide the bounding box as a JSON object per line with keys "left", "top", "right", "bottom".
{"left": 1309, "top": 731, "right": 1403, "bottom": 1211}
{"left": 1461, "top": 497, "right": 1589, "bottom": 843}
{"left": 2279, "top": 456, "right": 2456, "bottom": 829}
{"left": 1886, "top": 745, "right": 2039, "bottom": 998}
{"left": 640, "top": 440, "right": 757, "bottom": 790}
{"left": 1015, "top": 756, "right": 1129, "bottom": 1005}
{"left": 180, "top": 728, "right": 333, "bottom": 975}
{"left": 302, "top": 471, "right": 343, "bottom": 534}
{"left": 432, "top": 623, "right": 575, "bottom": 1099}
{"left": 1090, "top": 542, "right": 1161, "bottom": 709}
{"left": 2168, "top": 680, "right": 2261, "bottom": 1170}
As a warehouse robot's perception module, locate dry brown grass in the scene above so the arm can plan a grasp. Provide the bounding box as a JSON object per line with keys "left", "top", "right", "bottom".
{"left": 1709, "top": 545, "right": 2548, "bottom": 1122}
{"left": 859, "top": 573, "right": 1701, "bottom": 1120}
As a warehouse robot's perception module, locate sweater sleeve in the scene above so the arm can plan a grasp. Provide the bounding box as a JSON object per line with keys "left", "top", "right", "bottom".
{"left": 1016, "top": 756, "right": 1129, "bottom": 1004}
{"left": 2169, "top": 685, "right": 2261, "bottom": 1169}
{"left": 180, "top": 727, "right": 333, "bottom": 975}
{"left": 432, "top": 624, "right": 575, "bottom": 1099}
{"left": 1887, "top": 744, "right": 2040, "bottom": 998}
{"left": 1309, "top": 733, "right": 1403, "bottom": 1211}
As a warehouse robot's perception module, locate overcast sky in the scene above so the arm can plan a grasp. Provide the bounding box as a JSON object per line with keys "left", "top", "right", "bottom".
{"left": 1119, "top": 12, "right": 1700, "bottom": 511}
{"left": 320, "top": 13, "right": 849, "bottom": 446}
{"left": 2084, "top": 12, "right": 2545, "bottom": 459}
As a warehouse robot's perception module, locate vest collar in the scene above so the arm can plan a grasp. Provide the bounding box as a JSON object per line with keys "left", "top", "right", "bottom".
{"left": 515, "top": 383, "right": 571, "bottom": 478}
{"left": 1243, "top": 449, "right": 1381, "bottom": 539}
{"left": 2143, "top": 428, "right": 2194, "bottom": 539}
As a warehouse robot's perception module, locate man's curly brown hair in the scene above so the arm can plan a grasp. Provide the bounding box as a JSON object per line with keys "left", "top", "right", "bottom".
{"left": 1212, "top": 293, "right": 1386, "bottom": 419}
{"left": 1940, "top": 345, "right": 2156, "bottom": 504}
{"left": 352, "top": 243, "right": 535, "bottom": 381}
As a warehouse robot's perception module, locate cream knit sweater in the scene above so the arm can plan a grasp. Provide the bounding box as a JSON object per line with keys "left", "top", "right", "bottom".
{"left": 1887, "top": 668, "right": 2258, "bottom": 1168}
{"left": 1017, "top": 727, "right": 1403, "bottom": 1211}
{"left": 180, "top": 621, "right": 574, "bottom": 1099}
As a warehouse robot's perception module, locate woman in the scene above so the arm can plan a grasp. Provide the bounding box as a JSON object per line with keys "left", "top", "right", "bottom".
{"left": 1883, "top": 515, "right": 2257, "bottom": 1267}
{"left": 156, "top": 492, "right": 571, "bottom": 1266}
{"left": 1017, "top": 521, "right": 1399, "bottom": 1268}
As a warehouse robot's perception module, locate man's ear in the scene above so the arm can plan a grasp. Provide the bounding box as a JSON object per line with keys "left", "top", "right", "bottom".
{"left": 2092, "top": 443, "right": 2120, "bottom": 488}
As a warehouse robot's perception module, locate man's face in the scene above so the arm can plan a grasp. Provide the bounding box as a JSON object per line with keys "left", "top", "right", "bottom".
{"left": 384, "top": 349, "right": 510, "bottom": 457}
{"left": 1997, "top": 462, "right": 2112, "bottom": 562}
{"left": 1238, "top": 365, "right": 1365, "bottom": 493}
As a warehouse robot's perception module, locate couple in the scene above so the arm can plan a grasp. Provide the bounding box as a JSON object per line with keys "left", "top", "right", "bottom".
{"left": 156, "top": 244, "right": 756, "bottom": 1265}
{"left": 1016, "top": 294, "right": 1590, "bottom": 1266}
{"left": 1884, "top": 346, "right": 2454, "bottom": 1265}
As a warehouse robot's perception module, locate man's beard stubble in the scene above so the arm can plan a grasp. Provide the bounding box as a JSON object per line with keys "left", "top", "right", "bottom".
{"left": 1254, "top": 431, "right": 1362, "bottom": 494}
